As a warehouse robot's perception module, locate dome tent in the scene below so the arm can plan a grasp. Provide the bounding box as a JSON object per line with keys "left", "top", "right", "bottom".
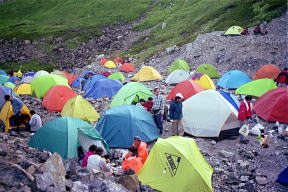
{"left": 82, "top": 74, "right": 106, "bottom": 91}
{"left": 217, "top": 89, "right": 240, "bottom": 111}
{"left": 224, "top": 26, "right": 243, "bottom": 35}
{"left": 108, "top": 72, "right": 126, "bottom": 82}
{"left": 165, "top": 70, "right": 190, "bottom": 85}
{"left": 34, "top": 70, "right": 49, "bottom": 79}
{"left": 253, "top": 64, "right": 281, "bottom": 80}
{"left": 28, "top": 117, "right": 109, "bottom": 160}
{"left": 195, "top": 64, "right": 221, "bottom": 78}
{"left": 167, "top": 59, "right": 190, "bottom": 74}
{"left": 104, "top": 60, "right": 116, "bottom": 69}
{"left": 119, "top": 63, "right": 135, "bottom": 72}
{"left": 131, "top": 66, "right": 163, "bottom": 82}
{"left": 13, "top": 84, "right": 32, "bottom": 95}
{"left": 217, "top": 70, "right": 251, "bottom": 89}
{"left": 96, "top": 105, "right": 160, "bottom": 148}
{"left": 71, "top": 77, "right": 86, "bottom": 88}
{"left": 192, "top": 74, "right": 216, "bottom": 90}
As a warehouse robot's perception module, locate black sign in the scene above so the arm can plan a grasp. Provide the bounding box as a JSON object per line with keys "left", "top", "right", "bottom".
{"left": 165, "top": 153, "right": 181, "bottom": 176}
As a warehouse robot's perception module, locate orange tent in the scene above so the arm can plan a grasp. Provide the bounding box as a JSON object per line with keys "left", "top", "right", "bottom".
{"left": 63, "top": 71, "right": 77, "bottom": 85}
{"left": 166, "top": 80, "right": 204, "bottom": 101}
{"left": 253, "top": 64, "right": 281, "bottom": 80}
{"left": 100, "top": 58, "right": 108, "bottom": 65}
{"left": 42, "top": 85, "right": 77, "bottom": 112}
{"left": 120, "top": 63, "right": 136, "bottom": 72}
{"left": 114, "top": 57, "right": 124, "bottom": 64}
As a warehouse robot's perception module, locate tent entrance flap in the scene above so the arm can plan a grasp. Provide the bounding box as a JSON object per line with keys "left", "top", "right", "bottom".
{"left": 78, "top": 131, "right": 107, "bottom": 154}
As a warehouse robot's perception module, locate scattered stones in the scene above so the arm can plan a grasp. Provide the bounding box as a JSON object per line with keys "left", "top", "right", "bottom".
{"left": 117, "top": 175, "right": 140, "bottom": 191}
{"left": 255, "top": 176, "right": 269, "bottom": 185}
{"left": 218, "top": 150, "right": 234, "bottom": 158}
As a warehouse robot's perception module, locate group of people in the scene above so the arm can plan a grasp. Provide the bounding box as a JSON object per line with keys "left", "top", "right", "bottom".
{"left": 81, "top": 136, "right": 148, "bottom": 174}
{"left": 241, "top": 21, "right": 268, "bottom": 36}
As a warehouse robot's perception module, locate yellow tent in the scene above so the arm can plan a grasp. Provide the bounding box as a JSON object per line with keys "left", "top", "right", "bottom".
{"left": 16, "top": 70, "right": 23, "bottom": 77}
{"left": 131, "top": 66, "right": 163, "bottom": 82}
{"left": 193, "top": 74, "right": 216, "bottom": 90}
{"left": 13, "top": 84, "right": 33, "bottom": 95}
{"left": 104, "top": 61, "right": 116, "bottom": 69}
{"left": 61, "top": 95, "right": 100, "bottom": 122}
{"left": 0, "top": 101, "right": 30, "bottom": 133}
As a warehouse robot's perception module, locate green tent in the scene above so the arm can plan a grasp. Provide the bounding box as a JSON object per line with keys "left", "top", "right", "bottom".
{"left": 110, "top": 82, "right": 153, "bottom": 107}
{"left": 4, "top": 82, "right": 15, "bottom": 89}
{"left": 28, "top": 116, "right": 109, "bottom": 160}
{"left": 167, "top": 59, "right": 190, "bottom": 74}
{"left": 0, "top": 75, "right": 9, "bottom": 84}
{"left": 224, "top": 26, "right": 243, "bottom": 35}
{"left": 137, "top": 136, "right": 213, "bottom": 192}
{"left": 108, "top": 72, "right": 126, "bottom": 82}
{"left": 195, "top": 64, "right": 221, "bottom": 78}
{"left": 235, "top": 78, "right": 277, "bottom": 97}
{"left": 31, "top": 74, "right": 69, "bottom": 98}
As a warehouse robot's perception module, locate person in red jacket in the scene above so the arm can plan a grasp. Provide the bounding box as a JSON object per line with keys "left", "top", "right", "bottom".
{"left": 238, "top": 95, "right": 253, "bottom": 143}
{"left": 143, "top": 97, "right": 153, "bottom": 112}
{"left": 122, "top": 146, "right": 143, "bottom": 174}
{"left": 276, "top": 67, "right": 288, "bottom": 87}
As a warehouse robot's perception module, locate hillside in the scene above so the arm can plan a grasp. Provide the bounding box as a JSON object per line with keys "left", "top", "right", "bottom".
{"left": 0, "top": 0, "right": 286, "bottom": 71}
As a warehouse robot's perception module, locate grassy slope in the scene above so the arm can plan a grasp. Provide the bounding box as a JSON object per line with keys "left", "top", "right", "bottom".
{"left": 0, "top": 0, "right": 286, "bottom": 69}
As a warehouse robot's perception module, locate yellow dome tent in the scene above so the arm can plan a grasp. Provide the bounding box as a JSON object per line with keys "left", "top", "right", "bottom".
{"left": 61, "top": 95, "right": 100, "bottom": 122}
{"left": 104, "top": 60, "right": 116, "bottom": 69}
{"left": 192, "top": 74, "right": 216, "bottom": 90}
{"left": 131, "top": 66, "right": 163, "bottom": 82}
{"left": 13, "top": 84, "right": 32, "bottom": 95}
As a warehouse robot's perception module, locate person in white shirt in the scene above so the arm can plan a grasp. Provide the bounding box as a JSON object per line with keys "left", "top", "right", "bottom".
{"left": 29, "top": 110, "right": 42, "bottom": 132}
{"left": 87, "top": 147, "right": 111, "bottom": 172}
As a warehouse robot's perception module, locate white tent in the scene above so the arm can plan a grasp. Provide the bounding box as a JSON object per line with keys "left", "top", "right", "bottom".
{"left": 21, "top": 76, "right": 34, "bottom": 84}
{"left": 183, "top": 90, "right": 239, "bottom": 137}
{"left": 33, "top": 70, "right": 49, "bottom": 79}
{"left": 165, "top": 70, "right": 190, "bottom": 85}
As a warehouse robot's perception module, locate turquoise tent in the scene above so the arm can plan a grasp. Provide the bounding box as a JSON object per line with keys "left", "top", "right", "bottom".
{"left": 96, "top": 105, "right": 160, "bottom": 148}
{"left": 28, "top": 117, "right": 109, "bottom": 159}
{"left": 217, "top": 70, "right": 251, "bottom": 89}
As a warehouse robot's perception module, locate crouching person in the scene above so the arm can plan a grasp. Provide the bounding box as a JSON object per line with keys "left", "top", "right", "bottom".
{"left": 122, "top": 146, "right": 143, "bottom": 174}
{"left": 87, "top": 147, "right": 112, "bottom": 173}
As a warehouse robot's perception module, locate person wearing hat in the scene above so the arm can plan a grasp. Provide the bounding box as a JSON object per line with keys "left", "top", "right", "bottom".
{"left": 169, "top": 93, "right": 184, "bottom": 136}
{"left": 129, "top": 136, "right": 148, "bottom": 164}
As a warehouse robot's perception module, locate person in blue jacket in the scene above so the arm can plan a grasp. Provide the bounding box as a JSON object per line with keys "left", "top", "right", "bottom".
{"left": 169, "top": 93, "right": 184, "bottom": 136}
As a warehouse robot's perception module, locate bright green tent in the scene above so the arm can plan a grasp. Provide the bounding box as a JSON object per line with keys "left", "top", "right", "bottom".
{"left": 110, "top": 82, "right": 153, "bottom": 107}
{"left": 137, "top": 136, "right": 213, "bottom": 192}
{"left": 224, "top": 26, "right": 243, "bottom": 35}
{"left": 28, "top": 116, "right": 109, "bottom": 160}
{"left": 4, "top": 82, "right": 15, "bottom": 89}
{"left": 167, "top": 59, "right": 190, "bottom": 74}
{"left": 108, "top": 72, "right": 126, "bottom": 82}
{"left": 31, "top": 74, "right": 69, "bottom": 98}
{"left": 0, "top": 75, "right": 9, "bottom": 84}
{"left": 235, "top": 78, "right": 277, "bottom": 97}
{"left": 195, "top": 64, "right": 221, "bottom": 78}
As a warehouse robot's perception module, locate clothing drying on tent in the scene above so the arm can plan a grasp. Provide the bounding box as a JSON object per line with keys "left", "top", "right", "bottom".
{"left": 34, "top": 70, "right": 49, "bottom": 79}
{"left": 195, "top": 64, "right": 221, "bottom": 78}
{"left": 61, "top": 95, "right": 100, "bottom": 122}
{"left": 166, "top": 80, "right": 204, "bottom": 101}
{"left": 4, "top": 82, "right": 15, "bottom": 89}
{"left": 7, "top": 76, "right": 21, "bottom": 84}
{"left": 165, "top": 70, "right": 190, "bottom": 85}
{"left": 217, "top": 70, "right": 251, "bottom": 89}
{"left": 276, "top": 167, "right": 288, "bottom": 186}
{"left": 235, "top": 78, "right": 277, "bottom": 97}
{"left": 28, "top": 117, "right": 109, "bottom": 160}
{"left": 82, "top": 74, "right": 106, "bottom": 91}
{"left": 101, "top": 71, "right": 112, "bottom": 77}
{"left": 31, "top": 74, "right": 69, "bottom": 98}
{"left": 71, "top": 77, "right": 85, "bottom": 88}
{"left": 192, "top": 74, "right": 216, "bottom": 90}
{"left": 217, "top": 89, "right": 240, "bottom": 111}
{"left": 0, "top": 75, "right": 9, "bottom": 85}
{"left": 0, "top": 101, "right": 30, "bottom": 133}
{"left": 110, "top": 82, "right": 153, "bottom": 107}
{"left": 84, "top": 78, "right": 122, "bottom": 99}
{"left": 254, "top": 87, "right": 288, "bottom": 123}
{"left": 21, "top": 76, "right": 34, "bottom": 84}
{"left": 96, "top": 105, "right": 159, "bottom": 148}
{"left": 131, "top": 66, "right": 163, "bottom": 82}
{"left": 42, "top": 85, "right": 77, "bottom": 112}
{"left": 224, "top": 26, "right": 243, "bottom": 35}
{"left": 108, "top": 72, "right": 125, "bottom": 82}
{"left": 137, "top": 136, "right": 213, "bottom": 192}
{"left": 183, "top": 90, "right": 240, "bottom": 137}
{"left": 167, "top": 59, "right": 190, "bottom": 74}
{"left": 253, "top": 64, "right": 281, "bottom": 80}
{"left": 104, "top": 60, "right": 116, "bottom": 68}
{"left": 13, "top": 84, "right": 32, "bottom": 95}
{"left": 119, "top": 63, "right": 135, "bottom": 72}
{"left": 100, "top": 58, "right": 108, "bottom": 65}
{"left": 0, "top": 70, "right": 7, "bottom": 76}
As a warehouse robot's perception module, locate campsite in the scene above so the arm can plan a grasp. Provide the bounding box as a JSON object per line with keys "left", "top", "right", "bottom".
{"left": 0, "top": 1, "right": 287, "bottom": 192}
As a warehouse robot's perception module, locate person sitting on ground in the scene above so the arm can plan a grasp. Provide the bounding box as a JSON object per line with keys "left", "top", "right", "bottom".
{"left": 253, "top": 25, "right": 261, "bottom": 35}
{"left": 260, "top": 134, "right": 269, "bottom": 148}
{"left": 276, "top": 67, "right": 288, "bottom": 87}
{"left": 241, "top": 27, "right": 249, "bottom": 35}
{"left": 136, "top": 99, "right": 145, "bottom": 108}
{"left": 238, "top": 95, "right": 253, "bottom": 143}
{"left": 129, "top": 136, "right": 148, "bottom": 164}
{"left": 122, "top": 146, "right": 143, "bottom": 174}
{"left": 87, "top": 147, "right": 112, "bottom": 172}
{"left": 29, "top": 110, "right": 42, "bottom": 133}
{"left": 169, "top": 93, "right": 184, "bottom": 136}
{"left": 143, "top": 97, "right": 153, "bottom": 112}
{"left": 81, "top": 144, "right": 97, "bottom": 168}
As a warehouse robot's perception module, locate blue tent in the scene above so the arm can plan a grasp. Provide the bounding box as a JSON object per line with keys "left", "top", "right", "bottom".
{"left": 217, "top": 70, "right": 251, "bottom": 89}
{"left": 7, "top": 76, "right": 21, "bottom": 84}
{"left": 0, "top": 70, "right": 7, "bottom": 76}
{"left": 277, "top": 167, "right": 288, "bottom": 186}
{"left": 82, "top": 74, "right": 106, "bottom": 91}
{"left": 71, "top": 77, "right": 86, "bottom": 88}
{"left": 217, "top": 89, "right": 240, "bottom": 111}
{"left": 84, "top": 78, "right": 122, "bottom": 99}
{"left": 96, "top": 105, "right": 160, "bottom": 148}
{"left": 81, "top": 71, "right": 97, "bottom": 78}
{"left": 24, "top": 72, "right": 35, "bottom": 77}
{"left": 0, "top": 86, "right": 13, "bottom": 109}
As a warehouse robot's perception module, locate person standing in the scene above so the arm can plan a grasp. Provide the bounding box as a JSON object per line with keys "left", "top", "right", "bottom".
{"left": 238, "top": 95, "right": 253, "bottom": 143}
{"left": 29, "top": 110, "right": 42, "bottom": 133}
{"left": 169, "top": 93, "right": 184, "bottom": 136}
{"left": 152, "top": 88, "right": 164, "bottom": 134}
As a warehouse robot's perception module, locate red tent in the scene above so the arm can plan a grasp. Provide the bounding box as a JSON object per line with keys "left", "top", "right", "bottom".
{"left": 101, "top": 71, "right": 112, "bottom": 77}
{"left": 114, "top": 57, "right": 124, "bottom": 64}
{"left": 63, "top": 71, "right": 77, "bottom": 85}
{"left": 166, "top": 80, "right": 204, "bottom": 101}
{"left": 254, "top": 87, "right": 288, "bottom": 123}
{"left": 253, "top": 64, "right": 281, "bottom": 80}
{"left": 42, "top": 85, "right": 77, "bottom": 112}
{"left": 100, "top": 58, "right": 108, "bottom": 65}
{"left": 119, "top": 63, "right": 136, "bottom": 72}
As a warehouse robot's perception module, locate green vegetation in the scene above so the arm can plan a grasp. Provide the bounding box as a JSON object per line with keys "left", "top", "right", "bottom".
{"left": 0, "top": 59, "right": 55, "bottom": 72}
